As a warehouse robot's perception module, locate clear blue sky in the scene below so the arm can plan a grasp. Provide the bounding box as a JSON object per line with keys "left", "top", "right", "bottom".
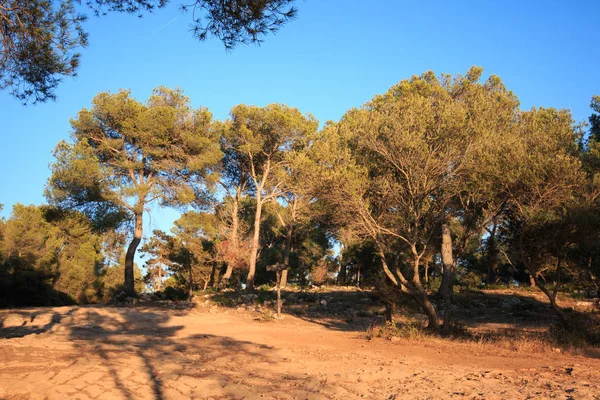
{"left": 1, "top": 0, "right": 599, "bottom": 236}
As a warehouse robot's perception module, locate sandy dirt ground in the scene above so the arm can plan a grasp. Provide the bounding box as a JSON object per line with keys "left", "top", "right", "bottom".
{"left": 0, "top": 304, "right": 599, "bottom": 400}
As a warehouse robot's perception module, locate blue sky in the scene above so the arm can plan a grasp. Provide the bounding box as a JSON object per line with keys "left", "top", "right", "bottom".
{"left": 1, "top": 0, "right": 599, "bottom": 238}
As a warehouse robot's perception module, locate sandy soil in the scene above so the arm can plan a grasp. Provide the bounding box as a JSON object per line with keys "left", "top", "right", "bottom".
{"left": 0, "top": 304, "right": 599, "bottom": 400}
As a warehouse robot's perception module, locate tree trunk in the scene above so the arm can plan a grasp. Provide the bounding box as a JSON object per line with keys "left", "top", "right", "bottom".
{"left": 424, "top": 259, "right": 429, "bottom": 283}
{"left": 486, "top": 222, "right": 498, "bottom": 284}
{"left": 281, "top": 222, "right": 293, "bottom": 288}
{"left": 336, "top": 249, "right": 342, "bottom": 285}
{"left": 440, "top": 223, "right": 455, "bottom": 334}
{"left": 529, "top": 273, "right": 536, "bottom": 287}
{"left": 377, "top": 243, "right": 440, "bottom": 330}
{"left": 124, "top": 211, "right": 143, "bottom": 296}
{"left": 236, "top": 270, "right": 242, "bottom": 294}
{"left": 412, "top": 253, "right": 440, "bottom": 330}
{"left": 356, "top": 265, "right": 361, "bottom": 287}
{"left": 385, "top": 301, "right": 395, "bottom": 323}
{"left": 221, "top": 195, "right": 240, "bottom": 286}
{"left": 157, "top": 265, "right": 162, "bottom": 291}
{"left": 419, "top": 290, "right": 440, "bottom": 330}
{"left": 247, "top": 193, "right": 263, "bottom": 292}
{"left": 531, "top": 258, "right": 568, "bottom": 324}
{"left": 208, "top": 262, "right": 219, "bottom": 288}
{"left": 188, "top": 264, "right": 193, "bottom": 298}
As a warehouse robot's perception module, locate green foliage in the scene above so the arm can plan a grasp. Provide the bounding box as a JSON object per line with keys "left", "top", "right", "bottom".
{"left": 0, "top": 204, "right": 112, "bottom": 306}
{"left": 47, "top": 86, "right": 221, "bottom": 295}
{"left": 209, "top": 293, "right": 236, "bottom": 307}
{"left": 161, "top": 286, "right": 189, "bottom": 301}
{"left": 1, "top": 1, "right": 298, "bottom": 103}
{"left": 458, "top": 271, "right": 483, "bottom": 291}
{"left": 589, "top": 95, "right": 600, "bottom": 143}
{"left": 98, "top": 262, "right": 145, "bottom": 299}
{"left": 0, "top": 0, "right": 88, "bottom": 104}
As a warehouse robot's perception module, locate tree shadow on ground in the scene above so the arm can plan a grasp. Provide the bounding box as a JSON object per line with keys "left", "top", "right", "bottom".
{"left": 59, "top": 306, "right": 342, "bottom": 399}
{"left": 276, "top": 288, "right": 385, "bottom": 333}
{"left": 0, "top": 307, "right": 78, "bottom": 338}
{"left": 452, "top": 290, "right": 598, "bottom": 330}
{"left": 274, "top": 288, "right": 600, "bottom": 354}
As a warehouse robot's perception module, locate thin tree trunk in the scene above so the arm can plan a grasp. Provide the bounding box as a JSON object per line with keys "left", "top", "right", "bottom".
{"left": 188, "top": 264, "right": 193, "bottom": 298}
{"left": 440, "top": 223, "right": 455, "bottom": 334}
{"left": 377, "top": 243, "right": 440, "bottom": 330}
{"left": 221, "top": 195, "right": 240, "bottom": 286}
{"left": 412, "top": 254, "right": 440, "bottom": 331}
{"left": 247, "top": 193, "right": 263, "bottom": 292}
{"left": 385, "top": 301, "right": 395, "bottom": 323}
{"left": 424, "top": 259, "right": 429, "bottom": 283}
{"left": 531, "top": 258, "right": 568, "bottom": 324}
{"left": 124, "top": 211, "right": 143, "bottom": 296}
{"left": 281, "top": 223, "right": 293, "bottom": 287}
{"left": 208, "top": 262, "right": 219, "bottom": 288}
{"left": 529, "top": 273, "right": 536, "bottom": 287}
{"left": 486, "top": 222, "right": 498, "bottom": 284}
{"left": 337, "top": 243, "right": 344, "bottom": 286}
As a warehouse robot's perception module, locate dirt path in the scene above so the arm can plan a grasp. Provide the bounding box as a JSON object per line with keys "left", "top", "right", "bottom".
{"left": 0, "top": 305, "right": 599, "bottom": 400}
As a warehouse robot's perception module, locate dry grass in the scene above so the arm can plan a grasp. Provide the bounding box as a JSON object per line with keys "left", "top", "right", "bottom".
{"left": 366, "top": 316, "right": 600, "bottom": 358}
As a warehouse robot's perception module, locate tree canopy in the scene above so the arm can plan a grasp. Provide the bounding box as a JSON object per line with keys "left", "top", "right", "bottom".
{"left": 0, "top": 0, "right": 297, "bottom": 103}
{"left": 47, "top": 86, "right": 221, "bottom": 295}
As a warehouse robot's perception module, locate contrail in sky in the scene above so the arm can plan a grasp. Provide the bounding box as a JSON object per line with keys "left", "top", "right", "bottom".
{"left": 151, "top": 18, "right": 177, "bottom": 36}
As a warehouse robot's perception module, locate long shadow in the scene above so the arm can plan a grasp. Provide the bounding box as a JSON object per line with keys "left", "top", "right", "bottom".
{"left": 278, "top": 288, "right": 386, "bottom": 333}
{"left": 270, "top": 287, "right": 600, "bottom": 349}
{"left": 60, "top": 305, "right": 342, "bottom": 399}
{"left": 452, "top": 290, "right": 593, "bottom": 328}
{"left": 0, "top": 308, "right": 78, "bottom": 339}
{"left": 68, "top": 308, "right": 183, "bottom": 400}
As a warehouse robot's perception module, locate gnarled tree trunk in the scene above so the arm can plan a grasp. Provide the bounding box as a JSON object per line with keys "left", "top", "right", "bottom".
{"left": 377, "top": 242, "right": 440, "bottom": 330}
{"left": 530, "top": 258, "right": 568, "bottom": 324}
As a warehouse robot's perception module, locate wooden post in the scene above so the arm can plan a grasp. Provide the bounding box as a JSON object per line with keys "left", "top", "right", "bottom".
{"left": 276, "top": 270, "right": 282, "bottom": 318}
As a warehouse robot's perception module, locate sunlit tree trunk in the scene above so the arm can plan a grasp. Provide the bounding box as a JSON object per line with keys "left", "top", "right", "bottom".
{"left": 221, "top": 193, "right": 240, "bottom": 285}
{"left": 280, "top": 223, "right": 293, "bottom": 287}
{"left": 124, "top": 210, "right": 143, "bottom": 296}
{"left": 247, "top": 191, "right": 263, "bottom": 291}
{"left": 188, "top": 263, "right": 194, "bottom": 298}
{"left": 530, "top": 258, "right": 568, "bottom": 324}
{"left": 377, "top": 243, "right": 440, "bottom": 330}
{"left": 440, "top": 223, "right": 455, "bottom": 334}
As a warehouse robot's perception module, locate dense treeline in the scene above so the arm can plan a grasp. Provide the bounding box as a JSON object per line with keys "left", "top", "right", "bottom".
{"left": 1, "top": 67, "right": 599, "bottom": 332}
